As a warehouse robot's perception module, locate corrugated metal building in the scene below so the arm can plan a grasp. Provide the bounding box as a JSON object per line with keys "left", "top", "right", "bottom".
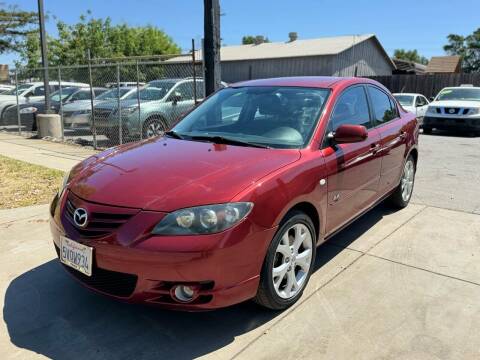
{"left": 169, "top": 34, "right": 395, "bottom": 83}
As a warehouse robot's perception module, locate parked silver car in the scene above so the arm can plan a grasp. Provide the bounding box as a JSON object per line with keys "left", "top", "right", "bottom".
{"left": 62, "top": 87, "right": 136, "bottom": 129}
{"left": 92, "top": 78, "right": 205, "bottom": 140}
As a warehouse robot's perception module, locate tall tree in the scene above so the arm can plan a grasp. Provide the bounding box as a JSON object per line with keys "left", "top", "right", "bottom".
{"left": 19, "top": 12, "right": 181, "bottom": 67}
{"left": 393, "top": 49, "right": 429, "bottom": 65}
{"left": 0, "top": 2, "right": 37, "bottom": 54}
{"left": 242, "top": 35, "right": 270, "bottom": 45}
{"left": 444, "top": 28, "right": 480, "bottom": 73}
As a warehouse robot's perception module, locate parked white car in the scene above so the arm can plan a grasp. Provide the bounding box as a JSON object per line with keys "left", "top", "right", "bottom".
{"left": 0, "top": 84, "right": 14, "bottom": 93}
{"left": 423, "top": 86, "right": 480, "bottom": 135}
{"left": 393, "top": 93, "right": 429, "bottom": 125}
{"left": 0, "top": 81, "right": 89, "bottom": 116}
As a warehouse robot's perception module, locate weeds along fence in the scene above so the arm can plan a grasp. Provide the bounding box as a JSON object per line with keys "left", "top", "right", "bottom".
{"left": 2, "top": 52, "right": 202, "bottom": 149}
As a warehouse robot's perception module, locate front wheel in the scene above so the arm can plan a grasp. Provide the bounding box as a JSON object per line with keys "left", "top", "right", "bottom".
{"left": 254, "top": 211, "right": 316, "bottom": 310}
{"left": 143, "top": 117, "right": 167, "bottom": 139}
{"left": 388, "top": 155, "right": 416, "bottom": 209}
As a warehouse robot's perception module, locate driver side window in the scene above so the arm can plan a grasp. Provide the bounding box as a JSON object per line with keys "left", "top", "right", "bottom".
{"left": 173, "top": 82, "right": 194, "bottom": 101}
{"left": 330, "top": 86, "right": 371, "bottom": 132}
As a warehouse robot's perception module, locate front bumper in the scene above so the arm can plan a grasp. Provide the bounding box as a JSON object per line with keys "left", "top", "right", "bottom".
{"left": 423, "top": 116, "right": 480, "bottom": 131}
{"left": 50, "top": 191, "right": 276, "bottom": 310}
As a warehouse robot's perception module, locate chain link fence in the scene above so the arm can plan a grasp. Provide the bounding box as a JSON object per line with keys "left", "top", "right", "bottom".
{"left": 1, "top": 52, "right": 203, "bottom": 149}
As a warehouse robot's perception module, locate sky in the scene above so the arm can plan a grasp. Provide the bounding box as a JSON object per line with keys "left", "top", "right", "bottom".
{"left": 1, "top": 0, "right": 480, "bottom": 66}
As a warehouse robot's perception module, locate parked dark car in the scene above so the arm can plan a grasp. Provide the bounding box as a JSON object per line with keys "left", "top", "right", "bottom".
{"left": 50, "top": 76, "right": 419, "bottom": 310}
{"left": 1, "top": 87, "right": 107, "bottom": 130}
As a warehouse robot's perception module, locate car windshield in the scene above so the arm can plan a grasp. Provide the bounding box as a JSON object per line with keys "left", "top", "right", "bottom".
{"left": 2, "top": 84, "right": 33, "bottom": 95}
{"left": 436, "top": 88, "right": 480, "bottom": 101}
{"left": 394, "top": 95, "right": 414, "bottom": 106}
{"left": 125, "top": 87, "right": 167, "bottom": 101}
{"left": 96, "top": 88, "right": 133, "bottom": 100}
{"left": 173, "top": 86, "right": 329, "bottom": 149}
{"left": 50, "top": 87, "right": 79, "bottom": 102}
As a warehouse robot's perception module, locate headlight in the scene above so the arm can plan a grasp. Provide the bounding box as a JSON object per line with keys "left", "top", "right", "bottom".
{"left": 468, "top": 108, "right": 480, "bottom": 115}
{"left": 152, "top": 202, "right": 254, "bottom": 235}
{"left": 121, "top": 106, "right": 138, "bottom": 115}
{"left": 427, "top": 106, "right": 437, "bottom": 114}
{"left": 58, "top": 170, "right": 71, "bottom": 196}
{"left": 19, "top": 106, "right": 38, "bottom": 114}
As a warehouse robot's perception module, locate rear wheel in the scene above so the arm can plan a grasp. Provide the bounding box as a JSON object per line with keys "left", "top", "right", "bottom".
{"left": 143, "top": 117, "right": 167, "bottom": 139}
{"left": 389, "top": 155, "right": 416, "bottom": 209}
{"left": 254, "top": 211, "right": 316, "bottom": 310}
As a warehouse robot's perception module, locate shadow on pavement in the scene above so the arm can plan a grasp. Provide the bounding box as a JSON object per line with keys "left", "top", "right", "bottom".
{"left": 4, "top": 204, "right": 391, "bottom": 360}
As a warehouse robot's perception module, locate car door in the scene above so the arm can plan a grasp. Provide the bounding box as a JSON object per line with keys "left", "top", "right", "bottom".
{"left": 168, "top": 81, "right": 196, "bottom": 121}
{"left": 367, "top": 85, "right": 408, "bottom": 196}
{"left": 418, "top": 95, "right": 429, "bottom": 118}
{"left": 322, "top": 85, "right": 382, "bottom": 234}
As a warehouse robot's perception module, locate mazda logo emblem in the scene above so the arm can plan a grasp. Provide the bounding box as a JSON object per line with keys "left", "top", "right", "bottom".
{"left": 449, "top": 108, "right": 455, "bottom": 114}
{"left": 73, "top": 208, "right": 88, "bottom": 228}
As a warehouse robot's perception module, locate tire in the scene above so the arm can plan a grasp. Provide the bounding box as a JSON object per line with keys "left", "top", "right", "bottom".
{"left": 388, "top": 155, "right": 416, "bottom": 209}
{"left": 143, "top": 117, "right": 167, "bottom": 139}
{"left": 254, "top": 210, "right": 317, "bottom": 310}
{"left": 423, "top": 127, "right": 432, "bottom": 135}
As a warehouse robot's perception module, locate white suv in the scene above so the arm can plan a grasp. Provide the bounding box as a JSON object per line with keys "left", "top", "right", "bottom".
{"left": 0, "top": 81, "right": 88, "bottom": 117}
{"left": 423, "top": 86, "right": 480, "bottom": 135}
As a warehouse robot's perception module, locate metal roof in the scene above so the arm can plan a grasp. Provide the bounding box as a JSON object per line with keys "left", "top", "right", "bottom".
{"left": 169, "top": 34, "right": 393, "bottom": 66}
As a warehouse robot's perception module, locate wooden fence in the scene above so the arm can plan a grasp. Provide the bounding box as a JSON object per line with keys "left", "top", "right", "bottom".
{"left": 366, "top": 73, "right": 480, "bottom": 98}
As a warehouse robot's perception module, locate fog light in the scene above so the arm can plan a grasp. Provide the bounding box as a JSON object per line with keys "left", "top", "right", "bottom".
{"left": 173, "top": 285, "right": 196, "bottom": 302}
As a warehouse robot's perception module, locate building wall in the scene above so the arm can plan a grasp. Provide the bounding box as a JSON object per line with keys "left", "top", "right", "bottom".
{"left": 220, "top": 38, "right": 393, "bottom": 83}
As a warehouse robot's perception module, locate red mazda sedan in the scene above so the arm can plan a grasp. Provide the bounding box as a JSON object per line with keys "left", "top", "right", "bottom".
{"left": 50, "top": 77, "right": 419, "bottom": 310}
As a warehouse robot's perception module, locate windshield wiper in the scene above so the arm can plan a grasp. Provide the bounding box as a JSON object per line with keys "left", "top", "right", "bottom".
{"left": 164, "top": 130, "right": 184, "bottom": 140}
{"left": 189, "top": 135, "right": 270, "bottom": 149}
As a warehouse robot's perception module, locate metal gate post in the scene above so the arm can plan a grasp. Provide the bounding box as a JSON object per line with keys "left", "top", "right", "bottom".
{"left": 57, "top": 67, "right": 65, "bottom": 141}
{"left": 117, "top": 64, "right": 122, "bottom": 145}
{"left": 14, "top": 69, "right": 21, "bottom": 136}
{"left": 87, "top": 50, "right": 97, "bottom": 149}
{"left": 192, "top": 39, "right": 197, "bottom": 104}
{"left": 136, "top": 60, "right": 142, "bottom": 140}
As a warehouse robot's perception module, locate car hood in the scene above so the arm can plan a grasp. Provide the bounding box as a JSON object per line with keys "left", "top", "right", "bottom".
{"left": 430, "top": 100, "right": 480, "bottom": 108}
{"left": 95, "top": 98, "right": 159, "bottom": 110}
{"left": 63, "top": 100, "right": 99, "bottom": 111}
{"left": 69, "top": 137, "right": 301, "bottom": 211}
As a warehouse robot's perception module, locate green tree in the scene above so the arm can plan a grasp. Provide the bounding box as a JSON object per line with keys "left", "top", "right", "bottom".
{"left": 393, "top": 49, "right": 429, "bottom": 65}
{"left": 242, "top": 35, "right": 270, "bottom": 45}
{"left": 444, "top": 28, "right": 480, "bottom": 72}
{"left": 19, "top": 12, "right": 181, "bottom": 67}
{"left": 0, "top": 2, "right": 37, "bottom": 54}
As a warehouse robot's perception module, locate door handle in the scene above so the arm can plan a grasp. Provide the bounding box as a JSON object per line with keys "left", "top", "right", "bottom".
{"left": 399, "top": 131, "right": 407, "bottom": 140}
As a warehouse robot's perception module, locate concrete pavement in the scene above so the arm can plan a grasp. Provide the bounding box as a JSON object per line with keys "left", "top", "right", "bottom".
{"left": 0, "top": 132, "right": 96, "bottom": 172}
{"left": 1, "top": 132, "right": 480, "bottom": 359}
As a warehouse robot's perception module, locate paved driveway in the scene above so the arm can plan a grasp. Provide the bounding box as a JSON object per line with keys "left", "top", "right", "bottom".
{"left": 1, "top": 132, "right": 479, "bottom": 360}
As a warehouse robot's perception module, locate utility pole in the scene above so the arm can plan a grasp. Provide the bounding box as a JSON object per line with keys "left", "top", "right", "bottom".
{"left": 203, "top": 0, "right": 221, "bottom": 96}
{"left": 37, "top": 0, "right": 51, "bottom": 112}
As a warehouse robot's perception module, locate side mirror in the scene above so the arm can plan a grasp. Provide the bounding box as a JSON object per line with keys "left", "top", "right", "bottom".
{"left": 24, "top": 91, "right": 33, "bottom": 98}
{"left": 331, "top": 124, "right": 368, "bottom": 144}
{"left": 171, "top": 92, "right": 182, "bottom": 105}
{"left": 429, "top": 96, "right": 435, "bottom": 102}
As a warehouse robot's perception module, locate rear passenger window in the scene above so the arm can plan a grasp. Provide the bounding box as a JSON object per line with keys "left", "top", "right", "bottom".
{"left": 330, "top": 86, "right": 371, "bottom": 131}
{"left": 368, "top": 86, "right": 397, "bottom": 125}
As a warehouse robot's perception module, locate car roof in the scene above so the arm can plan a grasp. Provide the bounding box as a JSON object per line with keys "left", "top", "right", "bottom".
{"left": 230, "top": 76, "right": 381, "bottom": 89}
{"left": 440, "top": 86, "right": 480, "bottom": 90}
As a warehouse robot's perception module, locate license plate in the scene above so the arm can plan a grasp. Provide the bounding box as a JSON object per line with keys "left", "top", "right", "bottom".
{"left": 60, "top": 236, "right": 93, "bottom": 276}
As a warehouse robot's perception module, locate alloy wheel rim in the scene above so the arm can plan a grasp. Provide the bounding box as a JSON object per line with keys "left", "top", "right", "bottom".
{"left": 401, "top": 160, "right": 415, "bottom": 201}
{"left": 146, "top": 121, "right": 164, "bottom": 138}
{"left": 272, "top": 223, "right": 313, "bottom": 299}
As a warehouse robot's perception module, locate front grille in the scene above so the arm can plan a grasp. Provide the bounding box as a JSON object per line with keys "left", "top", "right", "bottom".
{"left": 463, "top": 109, "right": 470, "bottom": 115}
{"left": 93, "top": 108, "right": 112, "bottom": 119}
{"left": 64, "top": 195, "right": 135, "bottom": 238}
{"left": 443, "top": 107, "right": 460, "bottom": 115}
{"left": 55, "top": 245, "right": 137, "bottom": 297}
